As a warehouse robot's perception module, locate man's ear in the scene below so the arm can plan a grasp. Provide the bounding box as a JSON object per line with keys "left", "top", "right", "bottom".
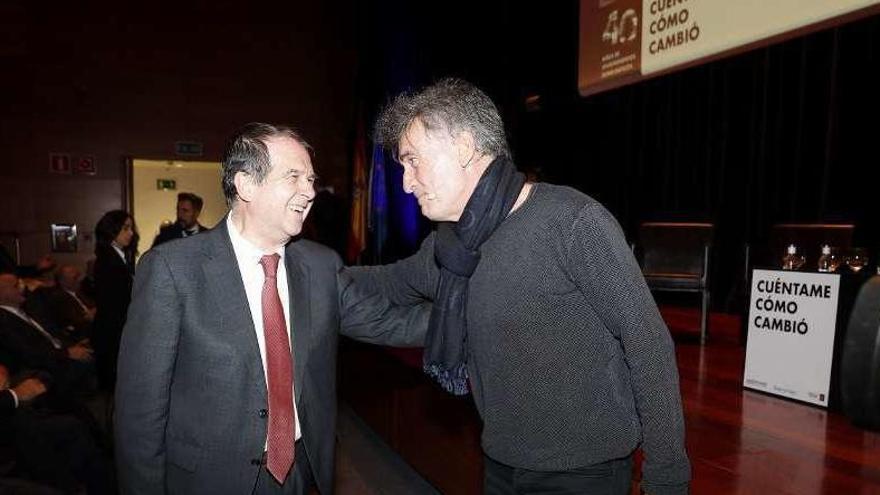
{"left": 233, "top": 171, "right": 255, "bottom": 202}
{"left": 453, "top": 130, "right": 477, "bottom": 168}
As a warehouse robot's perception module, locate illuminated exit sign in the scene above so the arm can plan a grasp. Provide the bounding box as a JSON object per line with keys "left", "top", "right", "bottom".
{"left": 157, "top": 179, "right": 177, "bottom": 190}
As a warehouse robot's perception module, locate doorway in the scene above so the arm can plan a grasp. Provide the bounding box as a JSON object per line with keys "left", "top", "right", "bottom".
{"left": 131, "top": 159, "right": 225, "bottom": 255}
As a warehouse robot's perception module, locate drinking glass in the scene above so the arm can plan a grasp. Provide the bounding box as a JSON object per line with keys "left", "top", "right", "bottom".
{"left": 845, "top": 248, "right": 869, "bottom": 273}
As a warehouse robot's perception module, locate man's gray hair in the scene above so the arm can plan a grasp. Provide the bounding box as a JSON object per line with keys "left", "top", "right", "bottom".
{"left": 221, "top": 122, "right": 312, "bottom": 205}
{"left": 374, "top": 78, "right": 510, "bottom": 160}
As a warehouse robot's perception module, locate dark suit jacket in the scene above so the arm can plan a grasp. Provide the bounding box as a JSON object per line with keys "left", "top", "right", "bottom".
{"left": 27, "top": 286, "right": 92, "bottom": 339}
{"left": 0, "top": 308, "right": 69, "bottom": 378}
{"left": 115, "top": 220, "right": 428, "bottom": 495}
{"left": 152, "top": 222, "right": 209, "bottom": 248}
{"left": 92, "top": 244, "right": 133, "bottom": 358}
{"left": 0, "top": 308, "right": 94, "bottom": 408}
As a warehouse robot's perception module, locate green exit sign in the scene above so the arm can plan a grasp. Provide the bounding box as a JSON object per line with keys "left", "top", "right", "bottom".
{"left": 157, "top": 179, "right": 177, "bottom": 190}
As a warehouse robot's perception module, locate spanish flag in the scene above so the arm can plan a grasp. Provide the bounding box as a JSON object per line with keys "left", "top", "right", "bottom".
{"left": 346, "top": 114, "right": 368, "bottom": 264}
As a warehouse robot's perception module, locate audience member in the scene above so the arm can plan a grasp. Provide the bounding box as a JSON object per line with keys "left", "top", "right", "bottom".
{"left": 1, "top": 362, "right": 114, "bottom": 494}
{"left": 28, "top": 265, "right": 95, "bottom": 340}
{"left": 20, "top": 255, "right": 57, "bottom": 293}
{"left": 0, "top": 273, "right": 94, "bottom": 399}
{"left": 0, "top": 362, "right": 63, "bottom": 495}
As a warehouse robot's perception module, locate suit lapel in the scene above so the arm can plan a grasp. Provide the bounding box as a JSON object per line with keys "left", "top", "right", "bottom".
{"left": 98, "top": 243, "right": 133, "bottom": 280}
{"left": 0, "top": 309, "right": 57, "bottom": 353}
{"left": 201, "top": 222, "right": 266, "bottom": 388}
{"left": 285, "top": 243, "right": 311, "bottom": 404}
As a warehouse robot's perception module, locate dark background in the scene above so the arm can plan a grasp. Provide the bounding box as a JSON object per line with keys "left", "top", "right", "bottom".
{"left": 357, "top": 1, "right": 880, "bottom": 308}
{"left": 2, "top": 1, "right": 878, "bottom": 308}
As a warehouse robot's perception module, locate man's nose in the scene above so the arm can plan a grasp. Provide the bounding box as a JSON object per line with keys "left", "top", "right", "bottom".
{"left": 301, "top": 181, "right": 317, "bottom": 200}
{"left": 401, "top": 167, "right": 415, "bottom": 194}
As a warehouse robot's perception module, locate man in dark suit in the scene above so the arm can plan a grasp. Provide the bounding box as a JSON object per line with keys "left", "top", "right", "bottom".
{"left": 115, "top": 123, "right": 428, "bottom": 495}
{"left": 151, "top": 192, "right": 210, "bottom": 247}
{"left": 1, "top": 361, "right": 114, "bottom": 493}
{"left": 0, "top": 273, "right": 94, "bottom": 390}
{"left": 26, "top": 265, "right": 95, "bottom": 340}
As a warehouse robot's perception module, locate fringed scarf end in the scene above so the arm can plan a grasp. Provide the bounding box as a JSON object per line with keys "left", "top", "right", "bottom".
{"left": 423, "top": 362, "right": 469, "bottom": 396}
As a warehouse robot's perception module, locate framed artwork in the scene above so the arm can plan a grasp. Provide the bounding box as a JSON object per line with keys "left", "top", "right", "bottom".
{"left": 50, "top": 224, "right": 78, "bottom": 253}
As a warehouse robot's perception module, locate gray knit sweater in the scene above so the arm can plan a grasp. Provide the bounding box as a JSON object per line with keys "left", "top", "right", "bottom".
{"left": 350, "top": 183, "right": 690, "bottom": 494}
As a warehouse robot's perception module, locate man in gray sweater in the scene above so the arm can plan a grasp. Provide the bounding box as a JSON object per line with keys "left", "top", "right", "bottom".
{"left": 352, "top": 78, "right": 690, "bottom": 494}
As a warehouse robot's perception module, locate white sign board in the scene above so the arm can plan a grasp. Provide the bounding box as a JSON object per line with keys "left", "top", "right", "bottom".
{"left": 743, "top": 269, "right": 840, "bottom": 407}
{"left": 640, "top": 0, "right": 879, "bottom": 75}
{"left": 578, "top": 0, "right": 880, "bottom": 96}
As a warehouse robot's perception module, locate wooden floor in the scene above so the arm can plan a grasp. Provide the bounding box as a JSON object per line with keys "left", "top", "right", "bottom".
{"left": 666, "top": 308, "right": 880, "bottom": 494}
{"left": 333, "top": 403, "right": 440, "bottom": 494}
{"left": 338, "top": 306, "right": 880, "bottom": 494}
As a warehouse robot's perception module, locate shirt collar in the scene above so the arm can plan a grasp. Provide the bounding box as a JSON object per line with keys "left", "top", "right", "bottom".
{"left": 226, "top": 212, "right": 285, "bottom": 264}
{"left": 111, "top": 242, "right": 127, "bottom": 263}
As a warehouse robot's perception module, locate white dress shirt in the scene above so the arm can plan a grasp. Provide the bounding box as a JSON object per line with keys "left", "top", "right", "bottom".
{"left": 111, "top": 243, "right": 127, "bottom": 264}
{"left": 226, "top": 214, "right": 301, "bottom": 442}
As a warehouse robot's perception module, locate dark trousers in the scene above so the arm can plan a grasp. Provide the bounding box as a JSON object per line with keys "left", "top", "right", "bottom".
{"left": 484, "top": 454, "right": 633, "bottom": 495}
{"left": 252, "top": 442, "right": 314, "bottom": 495}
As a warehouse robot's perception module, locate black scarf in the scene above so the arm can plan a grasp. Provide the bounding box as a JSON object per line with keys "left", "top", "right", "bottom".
{"left": 424, "top": 156, "right": 525, "bottom": 395}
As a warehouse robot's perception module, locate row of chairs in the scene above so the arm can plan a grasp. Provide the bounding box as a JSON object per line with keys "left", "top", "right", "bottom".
{"left": 634, "top": 222, "right": 856, "bottom": 345}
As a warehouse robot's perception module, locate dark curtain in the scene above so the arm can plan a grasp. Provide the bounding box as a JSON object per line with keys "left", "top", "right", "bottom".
{"left": 514, "top": 9, "right": 880, "bottom": 308}
{"left": 358, "top": 0, "right": 880, "bottom": 307}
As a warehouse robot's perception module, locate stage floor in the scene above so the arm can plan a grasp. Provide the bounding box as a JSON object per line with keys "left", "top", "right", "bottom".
{"left": 663, "top": 306, "right": 880, "bottom": 494}
{"left": 336, "top": 306, "right": 880, "bottom": 494}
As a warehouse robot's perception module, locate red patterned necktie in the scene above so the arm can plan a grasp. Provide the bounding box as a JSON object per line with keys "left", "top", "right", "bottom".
{"left": 259, "top": 254, "right": 295, "bottom": 483}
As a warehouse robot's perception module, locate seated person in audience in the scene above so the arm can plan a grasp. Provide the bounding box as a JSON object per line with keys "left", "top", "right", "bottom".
{"left": 0, "top": 273, "right": 94, "bottom": 402}
{"left": 0, "top": 363, "right": 59, "bottom": 495}
{"left": 27, "top": 265, "right": 95, "bottom": 340}
{"left": 20, "top": 255, "right": 58, "bottom": 293}
{"left": 1, "top": 362, "right": 114, "bottom": 494}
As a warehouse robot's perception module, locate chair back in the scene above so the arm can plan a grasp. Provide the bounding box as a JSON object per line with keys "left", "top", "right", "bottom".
{"left": 639, "top": 222, "right": 714, "bottom": 282}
